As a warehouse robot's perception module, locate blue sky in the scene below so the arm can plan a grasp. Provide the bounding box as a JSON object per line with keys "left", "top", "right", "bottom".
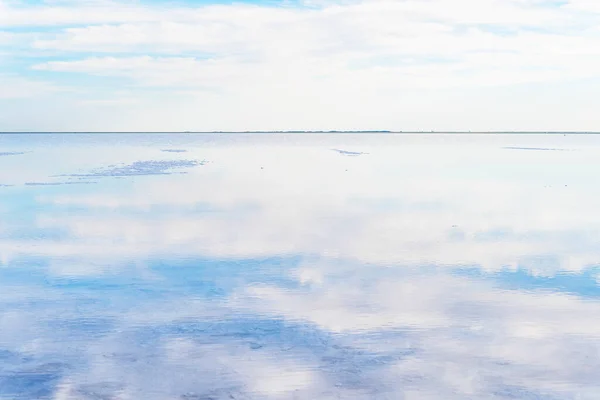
{"left": 1, "top": 0, "right": 600, "bottom": 131}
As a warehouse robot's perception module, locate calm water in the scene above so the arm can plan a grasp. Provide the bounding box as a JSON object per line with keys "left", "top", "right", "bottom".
{"left": 1, "top": 133, "right": 600, "bottom": 399}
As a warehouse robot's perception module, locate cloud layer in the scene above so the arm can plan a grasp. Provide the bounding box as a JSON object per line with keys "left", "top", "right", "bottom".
{"left": 2, "top": 0, "right": 600, "bottom": 130}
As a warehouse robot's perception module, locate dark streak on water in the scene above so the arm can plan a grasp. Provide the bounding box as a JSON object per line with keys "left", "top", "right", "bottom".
{"left": 25, "top": 181, "right": 98, "bottom": 186}
{"left": 502, "top": 146, "right": 568, "bottom": 151}
{"left": 61, "top": 159, "right": 206, "bottom": 178}
{"left": 332, "top": 149, "right": 369, "bottom": 156}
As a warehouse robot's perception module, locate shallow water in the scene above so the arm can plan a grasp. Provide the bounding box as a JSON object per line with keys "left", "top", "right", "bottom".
{"left": 1, "top": 133, "right": 600, "bottom": 399}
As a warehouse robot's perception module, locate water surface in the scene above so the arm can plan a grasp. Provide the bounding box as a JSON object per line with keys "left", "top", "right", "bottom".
{"left": 1, "top": 133, "right": 600, "bottom": 399}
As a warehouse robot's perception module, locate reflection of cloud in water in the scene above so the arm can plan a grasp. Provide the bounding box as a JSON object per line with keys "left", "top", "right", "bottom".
{"left": 0, "top": 360, "right": 70, "bottom": 399}
{"left": 3, "top": 259, "right": 600, "bottom": 399}
{"left": 231, "top": 267, "right": 600, "bottom": 398}
{"left": 2, "top": 134, "right": 600, "bottom": 399}
{"left": 0, "top": 151, "right": 27, "bottom": 157}
{"left": 27, "top": 168, "right": 600, "bottom": 276}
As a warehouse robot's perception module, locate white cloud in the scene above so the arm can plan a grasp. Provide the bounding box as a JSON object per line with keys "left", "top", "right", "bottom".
{"left": 27, "top": 1, "right": 600, "bottom": 90}
{"left": 0, "top": 0, "right": 159, "bottom": 27}
{"left": 0, "top": 0, "right": 600, "bottom": 129}
{"left": 0, "top": 74, "right": 61, "bottom": 99}
{"left": 0, "top": 31, "right": 15, "bottom": 45}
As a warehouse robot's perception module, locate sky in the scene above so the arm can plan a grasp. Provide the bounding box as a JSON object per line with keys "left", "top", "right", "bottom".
{"left": 1, "top": 0, "right": 600, "bottom": 132}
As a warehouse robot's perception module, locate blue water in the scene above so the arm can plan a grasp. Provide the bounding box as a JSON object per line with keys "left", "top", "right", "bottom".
{"left": 1, "top": 133, "right": 600, "bottom": 399}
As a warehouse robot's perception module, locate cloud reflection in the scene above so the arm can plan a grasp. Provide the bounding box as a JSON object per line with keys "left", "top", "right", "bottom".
{"left": 1, "top": 134, "right": 600, "bottom": 399}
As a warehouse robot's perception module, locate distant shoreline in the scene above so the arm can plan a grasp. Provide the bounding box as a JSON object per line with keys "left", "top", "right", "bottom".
{"left": 1, "top": 131, "right": 599, "bottom": 135}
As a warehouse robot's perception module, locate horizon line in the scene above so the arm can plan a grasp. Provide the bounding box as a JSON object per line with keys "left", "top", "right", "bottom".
{"left": 2, "top": 131, "right": 600, "bottom": 134}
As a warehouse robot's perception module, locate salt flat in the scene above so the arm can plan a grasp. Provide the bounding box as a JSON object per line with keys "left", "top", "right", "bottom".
{"left": 1, "top": 133, "right": 599, "bottom": 399}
